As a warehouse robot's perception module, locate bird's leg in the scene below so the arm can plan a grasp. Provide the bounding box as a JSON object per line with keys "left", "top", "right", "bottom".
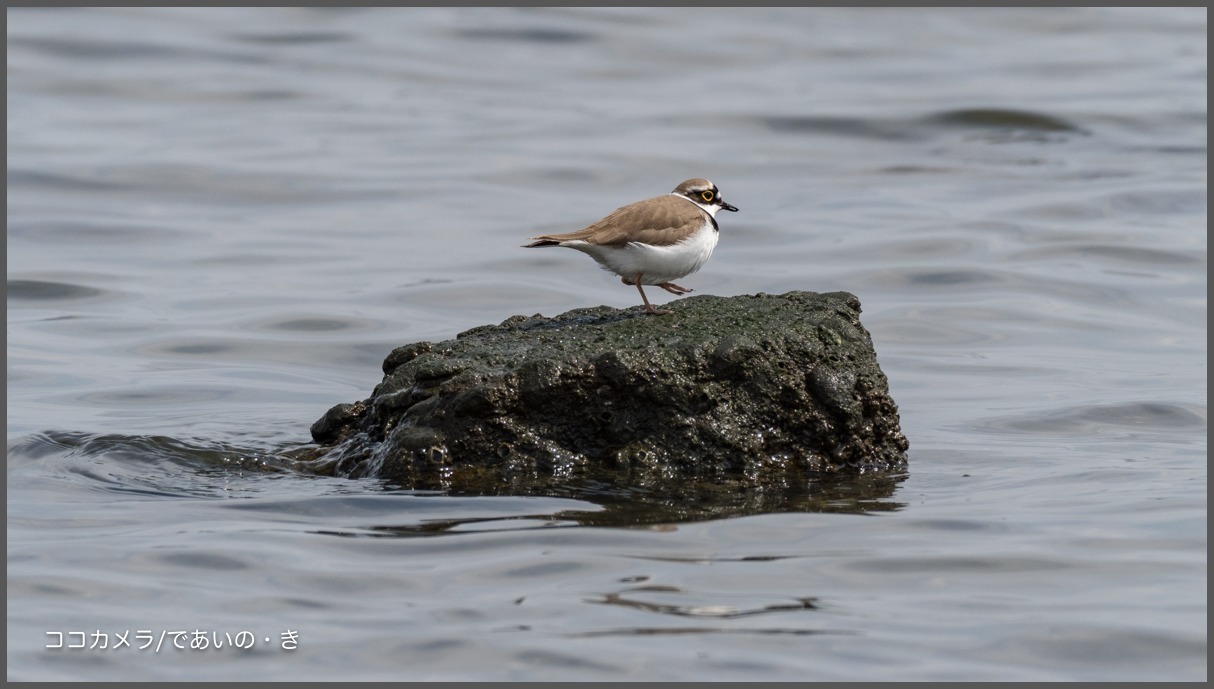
{"left": 658, "top": 282, "right": 692, "bottom": 295}
{"left": 631, "top": 273, "right": 672, "bottom": 315}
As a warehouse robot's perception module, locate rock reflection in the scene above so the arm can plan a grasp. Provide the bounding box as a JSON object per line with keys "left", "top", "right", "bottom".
{"left": 344, "top": 469, "right": 907, "bottom": 533}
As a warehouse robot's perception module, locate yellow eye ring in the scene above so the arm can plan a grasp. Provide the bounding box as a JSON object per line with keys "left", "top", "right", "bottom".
{"left": 701, "top": 190, "right": 715, "bottom": 202}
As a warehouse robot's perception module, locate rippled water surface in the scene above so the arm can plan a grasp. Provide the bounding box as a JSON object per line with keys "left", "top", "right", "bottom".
{"left": 7, "top": 7, "right": 1206, "bottom": 681}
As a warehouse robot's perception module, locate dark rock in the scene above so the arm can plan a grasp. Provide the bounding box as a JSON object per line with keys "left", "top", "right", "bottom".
{"left": 300, "top": 291, "right": 909, "bottom": 493}
{"left": 309, "top": 401, "right": 366, "bottom": 445}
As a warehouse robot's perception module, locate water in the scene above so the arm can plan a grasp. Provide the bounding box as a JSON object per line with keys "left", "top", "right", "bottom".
{"left": 7, "top": 7, "right": 1206, "bottom": 681}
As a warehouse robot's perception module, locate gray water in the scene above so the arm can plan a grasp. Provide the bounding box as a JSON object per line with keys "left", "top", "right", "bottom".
{"left": 6, "top": 7, "right": 1206, "bottom": 681}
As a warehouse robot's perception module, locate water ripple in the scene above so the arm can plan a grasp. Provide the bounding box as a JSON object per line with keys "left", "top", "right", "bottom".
{"left": 593, "top": 585, "right": 819, "bottom": 619}
{"left": 1009, "top": 243, "right": 1204, "bottom": 266}
{"left": 758, "top": 107, "right": 1084, "bottom": 143}
{"left": 978, "top": 401, "right": 1207, "bottom": 437}
{"left": 7, "top": 431, "right": 293, "bottom": 499}
{"left": 233, "top": 30, "right": 353, "bottom": 45}
{"left": 454, "top": 27, "right": 597, "bottom": 43}
{"left": 7, "top": 279, "right": 108, "bottom": 302}
{"left": 927, "top": 108, "right": 1082, "bottom": 132}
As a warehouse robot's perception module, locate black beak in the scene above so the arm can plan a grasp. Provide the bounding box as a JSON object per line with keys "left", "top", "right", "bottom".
{"left": 720, "top": 199, "right": 739, "bottom": 212}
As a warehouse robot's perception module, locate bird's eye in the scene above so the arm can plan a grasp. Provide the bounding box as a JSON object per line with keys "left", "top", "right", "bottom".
{"left": 700, "top": 190, "right": 715, "bottom": 202}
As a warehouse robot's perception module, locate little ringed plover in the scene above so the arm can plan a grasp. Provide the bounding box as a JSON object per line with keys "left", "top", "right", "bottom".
{"left": 524, "top": 178, "right": 738, "bottom": 315}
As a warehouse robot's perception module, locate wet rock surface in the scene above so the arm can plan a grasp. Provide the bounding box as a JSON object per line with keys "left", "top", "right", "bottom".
{"left": 301, "top": 291, "right": 909, "bottom": 498}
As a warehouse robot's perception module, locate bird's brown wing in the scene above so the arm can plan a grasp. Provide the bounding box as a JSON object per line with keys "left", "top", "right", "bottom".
{"left": 528, "top": 195, "right": 706, "bottom": 247}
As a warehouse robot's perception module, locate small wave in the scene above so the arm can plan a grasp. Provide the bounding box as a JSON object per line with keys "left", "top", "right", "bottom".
{"left": 7, "top": 430, "right": 296, "bottom": 499}
{"left": 927, "top": 108, "right": 1082, "bottom": 132}
{"left": 978, "top": 401, "right": 1207, "bottom": 438}
{"left": 6, "top": 279, "right": 108, "bottom": 302}
{"left": 758, "top": 107, "right": 1083, "bottom": 143}
{"left": 453, "top": 27, "right": 596, "bottom": 44}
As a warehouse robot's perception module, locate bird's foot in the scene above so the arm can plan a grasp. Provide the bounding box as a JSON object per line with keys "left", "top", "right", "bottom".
{"left": 633, "top": 273, "right": 673, "bottom": 315}
{"left": 659, "top": 282, "right": 692, "bottom": 295}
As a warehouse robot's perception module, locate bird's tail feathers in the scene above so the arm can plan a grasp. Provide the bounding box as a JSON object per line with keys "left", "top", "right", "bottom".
{"left": 523, "top": 238, "right": 562, "bottom": 248}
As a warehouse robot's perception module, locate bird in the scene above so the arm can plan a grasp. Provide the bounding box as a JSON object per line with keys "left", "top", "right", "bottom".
{"left": 523, "top": 178, "right": 738, "bottom": 315}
